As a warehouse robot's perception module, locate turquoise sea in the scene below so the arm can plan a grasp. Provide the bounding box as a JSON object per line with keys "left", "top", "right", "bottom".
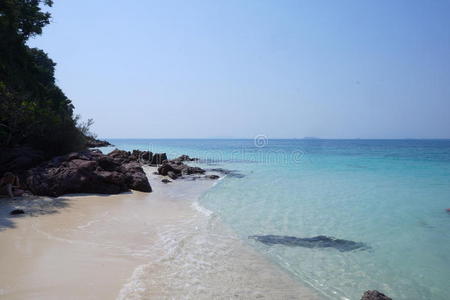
{"left": 103, "top": 139, "right": 450, "bottom": 300}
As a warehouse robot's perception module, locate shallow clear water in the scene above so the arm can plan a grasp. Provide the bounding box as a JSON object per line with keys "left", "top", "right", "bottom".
{"left": 105, "top": 139, "right": 450, "bottom": 300}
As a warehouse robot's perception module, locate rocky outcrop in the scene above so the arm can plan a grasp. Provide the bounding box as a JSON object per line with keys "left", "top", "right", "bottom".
{"left": 157, "top": 158, "right": 205, "bottom": 180}
{"left": 107, "top": 149, "right": 170, "bottom": 166}
{"left": 25, "top": 150, "right": 152, "bottom": 197}
{"left": 85, "top": 136, "right": 112, "bottom": 148}
{"left": 0, "top": 146, "right": 45, "bottom": 175}
{"left": 2, "top": 144, "right": 217, "bottom": 196}
{"left": 361, "top": 290, "right": 392, "bottom": 300}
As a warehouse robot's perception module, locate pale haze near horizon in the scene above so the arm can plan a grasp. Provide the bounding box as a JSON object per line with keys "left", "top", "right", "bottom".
{"left": 29, "top": 0, "right": 450, "bottom": 139}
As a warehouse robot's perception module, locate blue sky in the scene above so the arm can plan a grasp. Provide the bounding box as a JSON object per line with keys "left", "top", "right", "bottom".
{"left": 29, "top": 0, "right": 450, "bottom": 139}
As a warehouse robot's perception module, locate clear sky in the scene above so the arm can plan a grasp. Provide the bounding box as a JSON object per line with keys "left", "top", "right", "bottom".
{"left": 29, "top": 0, "right": 450, "bottom": 139}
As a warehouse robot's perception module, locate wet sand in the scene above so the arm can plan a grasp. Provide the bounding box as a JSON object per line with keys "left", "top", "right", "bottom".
{"left": 0, "top": 168, "right": 320, "bottom": 299}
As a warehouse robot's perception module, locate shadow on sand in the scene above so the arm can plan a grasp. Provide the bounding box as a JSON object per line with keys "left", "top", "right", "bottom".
{"left": 0, "top": 196, "right": 72, "bottom": 232}
{"left": 61, "top": 191, "right": 133, "bottom": 198}
{"left": 0, "top": 190, "right": 137, "bottom": 232}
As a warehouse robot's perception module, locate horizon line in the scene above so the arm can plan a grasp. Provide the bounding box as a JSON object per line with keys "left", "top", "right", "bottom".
{"left": 100, "top": 137, "right": 450, "bottom": 140}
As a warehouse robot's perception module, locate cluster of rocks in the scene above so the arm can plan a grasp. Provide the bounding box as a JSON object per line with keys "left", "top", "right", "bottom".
{"left": 153, "top": 155, "right": 245, "bottom": 182}
{"left": 108, "top": 149, "right": 168, "bottom": 166}
{"left": 2, "top": 146, "right": 230, "bottom": 196}
{"left": 157, "top": 155, "right": 206, "bottom": 180}
{"left": 25, "top": 149, "right": 152, "bottom": 197}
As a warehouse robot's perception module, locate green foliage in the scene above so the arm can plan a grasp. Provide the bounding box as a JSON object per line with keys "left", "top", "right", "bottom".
{"left": 0, "top": 0, "right": 53, "bottom": 42}
{"left": 0, "top": 0, "right": 86, "bottom": 156}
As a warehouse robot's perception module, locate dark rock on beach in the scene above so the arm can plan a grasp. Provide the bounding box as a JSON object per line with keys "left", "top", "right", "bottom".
{"left": 206, "top": 174, "right": 220, "bottom": 180}
{"left": 10, "top": 209, "right": 25, "bottom": 215}
{"left": 121, "top": 161, "right": 152, "bottom": 192}
{"left": 161, "top": 178, "right": 171, "bottom": 184}
{"left": 108, "top": 149, "right": 158, "bottom": 165}
{"left": 249, "top": 235, "right": 368, "bottom": 252}
{"left": 361, "top": 290, "right": 392, "bottom": 300}
{"left": 157, "top": 157, "right": 205, "bottom": 180}
{"left": 25, "top": 149, "right": 152, "bottom": 197}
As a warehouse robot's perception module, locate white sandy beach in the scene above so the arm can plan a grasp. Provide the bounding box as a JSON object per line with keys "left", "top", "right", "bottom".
{"left": 0, "top": 167, "right": 320, "bottom": 299}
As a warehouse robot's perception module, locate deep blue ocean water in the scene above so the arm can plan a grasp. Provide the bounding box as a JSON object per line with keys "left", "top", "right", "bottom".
{"left": 103, "top": 139, "right": 450, "bottom": 300}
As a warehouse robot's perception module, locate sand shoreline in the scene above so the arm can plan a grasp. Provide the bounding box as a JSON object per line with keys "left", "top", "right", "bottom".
{"left": 0, "top": 167, "right": 320, "bottom": 299}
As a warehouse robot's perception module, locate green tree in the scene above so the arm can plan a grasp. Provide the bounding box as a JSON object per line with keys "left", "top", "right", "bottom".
{"left": 0, "top": 0, "right": 86, "bottom": 156}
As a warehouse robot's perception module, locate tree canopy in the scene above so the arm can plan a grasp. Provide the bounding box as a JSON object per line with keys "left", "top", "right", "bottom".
{"left": 0, "top": 0, "right": 85, "bottom": 155}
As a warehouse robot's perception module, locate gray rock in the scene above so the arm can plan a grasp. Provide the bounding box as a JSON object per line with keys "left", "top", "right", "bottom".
{"left": 361, "top": 290, "right": 392, "bottom": 300}
{"left": 249, "top": 235, "right": 369, "bottom": 252}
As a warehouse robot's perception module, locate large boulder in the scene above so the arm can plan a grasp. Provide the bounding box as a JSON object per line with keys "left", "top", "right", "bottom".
{"left": 121, "top": 162, "right": 152, "bottom": 192}
{"left": 361, "top": 290, "right": 392, "bottom": 300}
{"left": 26, "top": 150, "right": 151, "bottom": 196}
